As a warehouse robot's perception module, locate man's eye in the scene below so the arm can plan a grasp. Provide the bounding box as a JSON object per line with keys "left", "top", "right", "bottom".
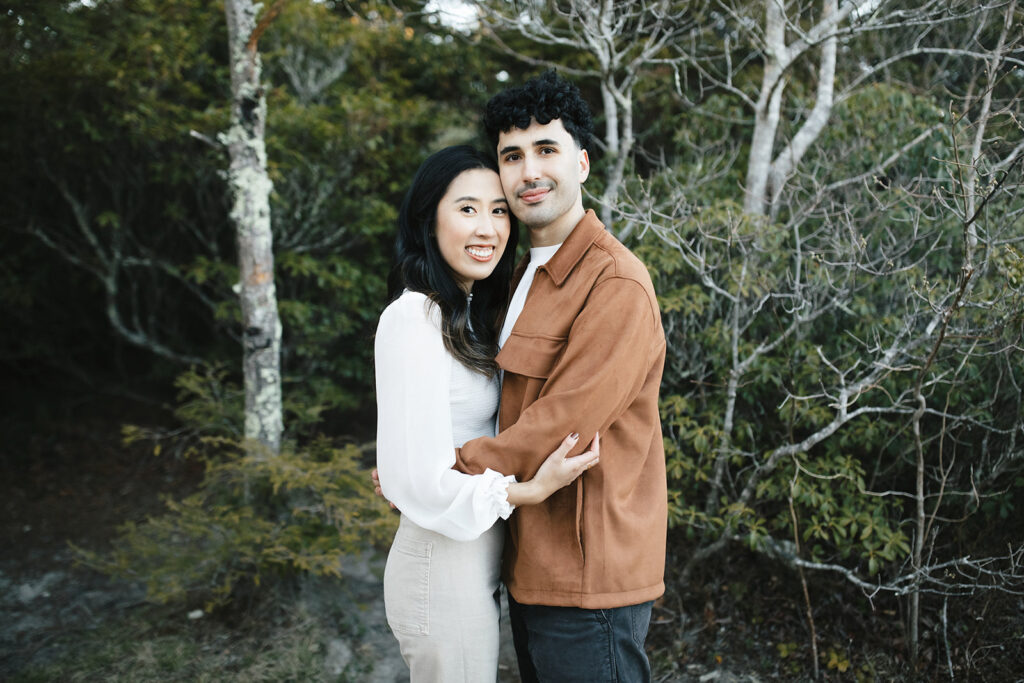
{"left": 504, "top": 153, "right": 521, "bottom": 162}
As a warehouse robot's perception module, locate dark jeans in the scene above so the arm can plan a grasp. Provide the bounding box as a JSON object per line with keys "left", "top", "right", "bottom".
{"left": 508, "top": 593, "right": 653, "bottom": 683}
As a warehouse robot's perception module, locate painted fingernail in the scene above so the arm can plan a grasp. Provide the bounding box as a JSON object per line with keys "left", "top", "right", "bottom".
{"left": 570, "top": 432, "right": 579, "bottom": 440}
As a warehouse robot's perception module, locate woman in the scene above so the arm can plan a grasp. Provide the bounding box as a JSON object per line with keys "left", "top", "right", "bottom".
{"left": 374, "top": 145, "right": 598, "bottom": 682}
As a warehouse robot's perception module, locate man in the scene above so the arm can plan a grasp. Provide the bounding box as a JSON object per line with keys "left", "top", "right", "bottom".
{"left": 454, "top": 70, "right": 667, "bottom": 682}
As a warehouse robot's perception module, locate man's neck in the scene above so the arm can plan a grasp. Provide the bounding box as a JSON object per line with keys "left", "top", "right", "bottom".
{"left": 527, "top": 204, "right": 586, "bottom": 248}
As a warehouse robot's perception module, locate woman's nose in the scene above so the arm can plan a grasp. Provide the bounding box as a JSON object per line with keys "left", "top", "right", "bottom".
{"left": 475, "top": 215, "right": 498, "bottom": 237}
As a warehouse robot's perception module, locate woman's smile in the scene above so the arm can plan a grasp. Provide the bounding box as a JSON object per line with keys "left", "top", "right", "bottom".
{"left": 466, "top": 245, "right": 496, "bottom": 261}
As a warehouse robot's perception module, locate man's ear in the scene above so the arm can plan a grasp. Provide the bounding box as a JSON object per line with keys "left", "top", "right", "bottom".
{"left": 578, "top": 148, "right": 590, "bottom": 184}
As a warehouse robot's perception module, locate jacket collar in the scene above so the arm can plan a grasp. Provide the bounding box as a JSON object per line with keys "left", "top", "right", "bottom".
{"left": 534, "top": 209, "right": 604, "bottom": 287}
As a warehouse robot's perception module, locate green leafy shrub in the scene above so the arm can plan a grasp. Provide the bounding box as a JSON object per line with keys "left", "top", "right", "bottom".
{"left": 78, "top": 365, "right": 396, "bottom": 609}
{"left": 634, "top": 113, "right": 1023, "bottom": 578}
{"left": 75, "top": 436, "right": 395, "bottom": 610}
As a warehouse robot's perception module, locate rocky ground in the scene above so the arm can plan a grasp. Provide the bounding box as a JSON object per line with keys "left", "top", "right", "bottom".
{"left": 2, "top": 546, "right": 766, "bottom": 682}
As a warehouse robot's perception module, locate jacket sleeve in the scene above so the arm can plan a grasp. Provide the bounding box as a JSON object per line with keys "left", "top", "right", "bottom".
{"left": 455, "top": 277, "right": 660, "bottom": 479}
{"left": 375, "top": 292, "right": 515, "bottom": 541}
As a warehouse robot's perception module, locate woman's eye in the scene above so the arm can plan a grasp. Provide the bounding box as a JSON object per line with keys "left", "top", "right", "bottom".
{"left": 493, "top": 207, "right": 508, "bottom": 215}
{"left": 460, "top": 206, "right": 476, "bottom": 214}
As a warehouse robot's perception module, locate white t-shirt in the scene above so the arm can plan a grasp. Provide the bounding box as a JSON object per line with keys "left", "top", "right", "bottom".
{"left": 499, "top": 243, "right": 563, "bottom": 348}
{"left": 375, "top": 291, "right": 515, "bottom": 542}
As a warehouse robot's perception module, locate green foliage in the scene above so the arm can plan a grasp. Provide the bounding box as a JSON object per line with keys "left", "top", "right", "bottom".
{"left": 781, "top": 453, "right": 911, "bottom": 573}
{"left": 256, "top": 0, "right": 510, "bottom": 418}
{"left": 1, "top": 0, "right": 233, "bottom": 376}
{"left": 91, "top": 364, "right": 396, "bottom": 609}
{"left": 818, "top": 83, "right": 948, "bottom": 185}
{"left": 5, "top": 3, "right": 1022, "bottom": 671}
{"left": 7, "top": 0, "right": 510, "bottom": 612}
{"left": 0, "top": 0, "right": 508, "bottom": 416}
{"left": 75, "top": 435, "right": 396, "bottom": 609}
{"left": 639, "top": 74, "right": 1024, "bottom": 579}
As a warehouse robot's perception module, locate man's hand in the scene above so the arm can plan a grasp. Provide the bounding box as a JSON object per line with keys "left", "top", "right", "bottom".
{"left": 370, "top": 468, "right": 397, "bottom": 509}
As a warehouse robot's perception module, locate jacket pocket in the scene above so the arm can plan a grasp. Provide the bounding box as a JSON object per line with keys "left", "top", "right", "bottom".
{"left": 575, "top": 476, "right": 585, "bottom": 564}
{"left": 497, "top": 333, "right": 567, "bottom": 379}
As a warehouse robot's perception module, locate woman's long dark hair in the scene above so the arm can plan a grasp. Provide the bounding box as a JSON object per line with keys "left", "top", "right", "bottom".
{"left": 387, "top": 145, "right": 519, "bottom": 376}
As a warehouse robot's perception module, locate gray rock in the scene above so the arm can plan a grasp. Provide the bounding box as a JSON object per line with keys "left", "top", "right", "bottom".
{"left": 16, "top": 571, "right": 65, "bottom": 604}
{"left": 325, "top": 637, "right": 353, "bottom": 676}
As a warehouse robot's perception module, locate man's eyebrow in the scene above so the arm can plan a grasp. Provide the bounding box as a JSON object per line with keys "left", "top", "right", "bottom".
{"left": 499, "top": 139, "right": 561, "bottom": 156}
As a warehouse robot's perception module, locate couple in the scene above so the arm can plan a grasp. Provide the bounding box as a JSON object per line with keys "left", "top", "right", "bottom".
{"left": 374, "top": 71, "right": 668, "bottom": 683}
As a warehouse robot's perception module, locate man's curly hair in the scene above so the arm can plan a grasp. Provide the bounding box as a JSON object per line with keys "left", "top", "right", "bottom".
{"left": 484, "top": 70, "right": 594, "bottom": 151}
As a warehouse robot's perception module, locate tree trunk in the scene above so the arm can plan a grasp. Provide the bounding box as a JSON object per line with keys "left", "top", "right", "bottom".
{"left": 600, "top": 77, "right": 635, "bottom": 231}
{"left": 769, "top": 0, "right": 838, "bottom": 220}
{"left": 599, "top": 78, "right": 620, "bottom": 228}
{"left": 223, "top": 0, "right": 283, "bottom": 454}
{"left": 744, "top": 0, "right": 858, "bottom": 217}
{"left": 744, "top": 0, "right": 787, "bottom": 216}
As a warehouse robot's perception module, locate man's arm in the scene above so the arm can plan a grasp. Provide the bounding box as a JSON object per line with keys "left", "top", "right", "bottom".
{"left": 455, "top": 277, "right": 660, "bottom": 479}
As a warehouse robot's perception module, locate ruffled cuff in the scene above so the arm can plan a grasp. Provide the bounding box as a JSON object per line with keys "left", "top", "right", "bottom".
{"left": 483, "top": 468, "right": 518, "bottom": 519}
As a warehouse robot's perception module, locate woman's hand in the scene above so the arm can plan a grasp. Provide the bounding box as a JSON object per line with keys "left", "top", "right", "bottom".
{"left": 507, "top": 432, "right": 600, "bottom": 507}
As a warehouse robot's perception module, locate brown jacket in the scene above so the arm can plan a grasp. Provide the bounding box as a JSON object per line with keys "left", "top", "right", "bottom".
{"left": 455, "top": 210, "right": 667, "bottom": 609}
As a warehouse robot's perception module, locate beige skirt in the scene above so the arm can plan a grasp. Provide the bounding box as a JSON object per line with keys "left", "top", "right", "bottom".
{"left": 383, "top": 514, "right": 505, "bottom": 683}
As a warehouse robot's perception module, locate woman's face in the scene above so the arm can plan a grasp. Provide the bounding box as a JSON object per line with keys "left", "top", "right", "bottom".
{"left": 434, "top": 168, "right": 511, "bottom": 293}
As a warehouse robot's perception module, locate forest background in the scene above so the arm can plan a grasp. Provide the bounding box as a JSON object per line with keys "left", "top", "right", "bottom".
{"left": 1, "top": 0, "right": 1023, "bottom": 680}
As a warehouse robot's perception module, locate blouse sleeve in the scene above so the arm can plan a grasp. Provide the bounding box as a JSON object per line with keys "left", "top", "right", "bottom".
{"left": 374, "top": 292, "right": 515, "bottom": 541}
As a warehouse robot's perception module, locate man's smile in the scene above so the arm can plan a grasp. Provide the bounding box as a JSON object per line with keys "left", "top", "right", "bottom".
{"left": 519, "top": 185, "right": 552, "bottom": 204}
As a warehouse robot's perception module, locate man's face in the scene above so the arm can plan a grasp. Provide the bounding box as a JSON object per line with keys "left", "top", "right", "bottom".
{"left": 496, "top": 118, "right": 590, "bottom": 231}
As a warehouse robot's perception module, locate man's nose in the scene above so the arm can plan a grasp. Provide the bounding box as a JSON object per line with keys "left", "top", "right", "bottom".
{"left": 520, "top": 154, "right": 541, "bottom": 182}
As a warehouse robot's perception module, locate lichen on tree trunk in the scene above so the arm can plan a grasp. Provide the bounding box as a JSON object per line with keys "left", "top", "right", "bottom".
{"left": 222, "top": 0, "right": 283, "bottom": 454}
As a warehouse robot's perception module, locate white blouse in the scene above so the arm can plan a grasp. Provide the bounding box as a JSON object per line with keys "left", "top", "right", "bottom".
{"left": 375, "top": 290, "right": 516, "bottom": 542}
